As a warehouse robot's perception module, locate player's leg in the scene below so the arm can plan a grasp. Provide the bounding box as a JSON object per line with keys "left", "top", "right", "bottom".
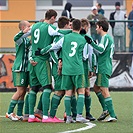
{"left": 62, "top": 75, "right": 75, "bottom": 123}
{"left": 75, "top": 75, "right": 89, "bottom": 123}
{"left": 28, "top": 65, "right": 41, "bottom": 122}
{"left": 100, "top": 74, "right": 117, "bottom": 122}
{"left": 49, "top": 75, "right": 64, "bottom": 119}
{"left": 38, "top": 61, "right": 53, "bottom": 123}
{"left": 6, "top": 86, "right": 25, "bottom": 121}
{"left": 84, "top": 70, "right": 95, "bottom": 121}
{"left": 16, "top": 71, "right": 29, "bottom": 120}
{"left": 85, "top": 87, "right": 96, "bottom": 121}
{"left": 16, "top": 89, "right": 26, "bottom": 120}
{"left": 101, "top": 87, "right": 117, "bottom": 122}
{"left": 94, "top": 74, "right": 109, "bottom": 121}
{"left": 28, "top": 86, "right": 41, "bottom": 122}
{"left": 23, "top": 91, "right": 30, "bottom": 121}
{"left": 71, "top": 88, "right": 77, "bottom": 120}
{"left": 6, "top": 72, "right": 27, "bottom": 121}
{"left": 50, "top": 90, "right": 64, "bottom": 120}
{"left": 34, "top": 93, "right": 43, "bottom": 119}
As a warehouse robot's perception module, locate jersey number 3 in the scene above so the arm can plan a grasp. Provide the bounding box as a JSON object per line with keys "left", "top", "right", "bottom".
{"left": 69, "top": 42, "right": 77, "bottom": 57}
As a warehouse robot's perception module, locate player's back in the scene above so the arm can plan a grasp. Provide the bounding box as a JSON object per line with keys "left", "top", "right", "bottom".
{"left": 31, "top": 22, "right": 53, "bottom": 61}
{"left": 62, "top": 32, "right": 86, "bottom": 75}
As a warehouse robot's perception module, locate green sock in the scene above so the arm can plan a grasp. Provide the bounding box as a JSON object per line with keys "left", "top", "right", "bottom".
{"left": 85, "top": 95, "right": 91, "bottom": 116}
{"left": 96, "top": 92, "right": 108, "bottom": 111}
{"left": 24, "top": 93, "right": 29, "bottom": 114}
{"left": 29, "top": 90, "right": 37, "bottom": 115}
{"left": 50, "top": 94, "right": 63, "bottom": 118}
{"left": 8, "top": 99, "right": 18, "bottom": 114}
{"left": 105, "top": 97, "right": 116, "bottom": 118}
{"left": 64, "top": 96, "right": 71, "bottom": 116}
{"left": 77, "top": 94, "right": 85, "bottom": 115}
{"left": 37, "top": 93, "right": 42, "bottom": 110}
{"left": 17, "top": 100, "right": 24, "bottom": 116}
{"left": 42, "top": 89, "right": 52, "bottom": 116}
{"left": 71, "top": 95, "right": 77, "bottom": 118}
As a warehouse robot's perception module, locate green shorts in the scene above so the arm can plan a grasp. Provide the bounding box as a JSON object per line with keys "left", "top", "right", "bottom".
{"left": 53, "top": 74, "right": 62, "bottom": 91}
{"left": 12, "top": 71, "right": 29, "bottom": 87}
{"left": 95, "top": 73, "right": 110, "bottom": 88}
{"left": 30, "top": 60, "right": 52, "bottom": 87}
{"left": 61, "top": 74, "right": 85, "bottom": 90}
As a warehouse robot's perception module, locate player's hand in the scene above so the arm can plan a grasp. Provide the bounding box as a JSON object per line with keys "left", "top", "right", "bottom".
{"left": 23, "top": 27, "right": 30, "bottom": 33}
{"left": 30, "top": 60, "right": 38, "bottom": 66}
{"left": 58, "top": 59, "right": 62, "bottom": 75}
{"left": 88, "top": 72, "right": 93, "bottom": 78}
{"left": 35, "top": 48, "right": 42, "bottom": 56}
{"left": 84, "top": 35, "right": 92, "bottom": 44}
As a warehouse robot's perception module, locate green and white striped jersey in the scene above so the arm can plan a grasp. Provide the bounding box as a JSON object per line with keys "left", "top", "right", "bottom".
{"left": 90, "top": 34, "right": 114, "bottom": 76}
{"left": 12, "top": 31, "right": 31, "bottom": 72}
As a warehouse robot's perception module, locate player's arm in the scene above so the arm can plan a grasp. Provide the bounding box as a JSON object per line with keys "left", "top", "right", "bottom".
{"left": 85, "top": 35, "right": 107, "bottom": 54}
{"left": 28, "top": 46, "right": 37, "bottom": 66}
{"left": 35, "top": 37, "right": 64, "bottom": 55}
{"left": 83, "top": 43, "right": 89, "bottom": 61}
{"left": 14, "top": 27, "right": 31, "bottom": 46}
{"left": 49, "top": 50, "right": 59, "bottom": 64}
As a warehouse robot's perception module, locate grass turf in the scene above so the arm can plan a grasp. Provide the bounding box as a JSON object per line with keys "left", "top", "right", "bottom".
{"left": 0, "top": 92, "right": 132, "bottom": 133}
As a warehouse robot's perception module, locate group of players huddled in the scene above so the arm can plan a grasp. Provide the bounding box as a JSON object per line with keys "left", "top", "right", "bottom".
{"left": 6, "top": 9, "right": 117, "bottom": 123}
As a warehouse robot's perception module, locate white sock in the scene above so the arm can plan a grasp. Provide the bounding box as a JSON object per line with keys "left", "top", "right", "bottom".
{"left": 43, "top": 115, "right": 48, "bottom": 119}
{"left": 29, "top": 115, "right": 35, "bottom": 118}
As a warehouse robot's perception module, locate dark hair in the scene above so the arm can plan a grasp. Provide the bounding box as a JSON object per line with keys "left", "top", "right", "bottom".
{"left": 98, "top": 3, "right": 102, "bottom": 7}
{"left": 96, "top": 20, "right": 109, "bottom": 32}
{"left": 45, "top": 9, "right": 57, "bottom": 20}
{"left": 70, "top": 18, "right": 75, "bottom": 22}
{"left": 72, "top": 19, "right": 81, "bottom": 31}
{"left": 115, "top": 2, "right": 120, "bottom": 6}
{"left": 58, "top": 16, "right": 70, "bottom": 28}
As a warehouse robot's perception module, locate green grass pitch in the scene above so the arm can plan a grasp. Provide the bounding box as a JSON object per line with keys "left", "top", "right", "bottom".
{"left": 0, "top": 92, "right": 133, "bottom": 133}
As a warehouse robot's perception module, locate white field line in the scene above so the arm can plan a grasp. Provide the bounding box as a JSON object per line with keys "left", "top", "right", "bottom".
{"left": 58, "top": 122, "right": 96, "bottom": 133}
{"left": 0, "top": 116, "right": 96, "bottom": 133}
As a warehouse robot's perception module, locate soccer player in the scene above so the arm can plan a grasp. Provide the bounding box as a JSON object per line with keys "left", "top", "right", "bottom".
{"left": 85, "top": 20, "right": 117, "bottom": 122}
{"left": 6, "top": 20, "right": 31, "bottom": 121}
{"left": 80, "top": 18, "right": 96, "bottom": 121}
{"left": 48, "top": 16, "right": 70, "bottom": 122}
{"left": 38, "top": 19, "right": 90, "bottom": 123}
{"left": 28, "top": 9, "right": 64, "bottom": 123}
{"left": 35, "top": 16, "right": 77, "bottom": 122}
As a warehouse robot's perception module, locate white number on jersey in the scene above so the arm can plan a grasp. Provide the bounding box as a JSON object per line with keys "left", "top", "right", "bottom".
{"left": 34, "top": 29, "right": 40, "bottom": 44}
{"left": 69, "top": 42, "right": 77, "bottom": 57}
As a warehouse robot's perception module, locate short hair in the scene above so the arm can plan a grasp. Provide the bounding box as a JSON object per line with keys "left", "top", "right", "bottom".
{"left": 96, "top": 20, "right": 109, "bottom": 32}
{"left": 80, "top": 18, "right": 89, "bottom": 28}
{"left": 72, "top": 19, "right": 81, "bottom": 31}
{"left": 18, "top": 20, "right": 26, "bottom": 30}
{"left": 98, "top": 3, "right": 102, "bottom": 7}
{"left": 58, "top": 16, "right": 70, "bottom": 28}
{"left": 45, "top": 9, "right": 57, "bottom": 20}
